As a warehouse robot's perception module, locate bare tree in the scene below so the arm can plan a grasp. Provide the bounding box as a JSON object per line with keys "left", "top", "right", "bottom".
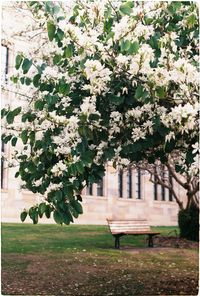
{"left": 136, "top": 158, "right": 199, "bottom": 211}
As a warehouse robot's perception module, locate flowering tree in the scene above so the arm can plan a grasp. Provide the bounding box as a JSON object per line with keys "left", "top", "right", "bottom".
{"left": 1, "top": 1, "right": 199, "bottom": 226}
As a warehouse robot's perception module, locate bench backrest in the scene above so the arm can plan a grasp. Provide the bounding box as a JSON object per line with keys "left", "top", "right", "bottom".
{"left": 107, "top": 219, "right": 151, "bottom": 234}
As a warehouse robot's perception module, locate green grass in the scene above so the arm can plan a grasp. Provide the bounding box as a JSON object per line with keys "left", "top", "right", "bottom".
{"left": 2, "top": 223, "right": 178, "bottom": 254}
{"left": 2, "top": 223, "right": 198, "bottom": 296}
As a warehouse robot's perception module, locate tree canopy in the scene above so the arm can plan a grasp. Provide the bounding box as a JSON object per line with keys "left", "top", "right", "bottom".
{"left": 1, "top": 1, "right": 199, "bottom": 224}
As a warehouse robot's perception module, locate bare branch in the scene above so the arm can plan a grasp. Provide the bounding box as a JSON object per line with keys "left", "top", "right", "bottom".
{"left": 166, "top": 162, "right": 188, "bottom": 190}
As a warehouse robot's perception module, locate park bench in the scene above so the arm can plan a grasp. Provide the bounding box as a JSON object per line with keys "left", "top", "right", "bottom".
{"left": 107, "top": 219, "right": 160, "bottom": 249}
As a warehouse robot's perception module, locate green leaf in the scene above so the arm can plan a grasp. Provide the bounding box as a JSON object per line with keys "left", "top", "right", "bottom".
{"left": 70, "top": 207, "right": 79, "bottom": 218}
{"left": 20, "top": 211, "right": 27, "bottom": 222}
{"left": 1, "top": 108, "right": 8, "bottom": 118}
{"left": 45, "top": 205, "right": 52, "bottom": 218}
{"left": 22, "top": 112, "right": 36, "bottom": 123}
{"left": 64, "top": 45, "right": 73, "bottom": 58}
{"left": 135, "top": 85, "right": 148, "bottom": 101}
{"left": 20, "top": 77, "right": 25, "bottom": 84}
{"left": 6, "top": 111, "right": 14, "bottom": 124}
{"left": 22, "top": 58, "right": 32, "bottom": 74}
{"left": 76, "top": 162, "right": 84, "bottom": 174}
{"left": 128, "top": 41, "right": 140, "bottom": 55}
{"left": 53, "top": 210, "right": 63, "bottom": 224}
{"left": 63, "top": 186, "right": 74, "bottom": 198}
{"left": 164, "top": 139, "right": 176, "bottom": 153}
{"left": 62, "top": 213, "right": 71, "bottom": 225}
{"left": 104, "top": 18, "right": 113, "bottom": 33}
{"left": 64, "top": 206, "right": 74, "bottom": 223}
{"left": 55, "top": 190, "right": 63, "bottom": 202}
{"left": 73, "top": 200, "right": 83, "bottom": 214}
{"left": 11, "top": 75, "right": 18, "bottom": 83}
{"left": 2, "top": 134, "right": 12, "bottom": 144}
{"left": 186, "top": 150, "right": 194, "bottom": 164}
{"left": 187, "top": 14, "right": 197, "bottom": 28}
{"left": 109, "top": 94, "right": 124, "bottom": 105}
{"left": 175, "top": 164, "right": 183, "bottom": 173}
{"left": 119, "top": 2, "right": 133, "bottom": 15}
{"left": 156, "top": 86, "right": 166, "bottom": 99}
{"left": 11, "top": 137, "right": 18, "bottom": 147}
{"left": 38, "top": 203, "right": 46, "bottom": 216}
{"left": 47, "top": 21, "right": 56, "bottom": 41}
{"left": 15, "top": 171, "right": 20, "bottom": 178}
{"left": 53, "top": 54, "right": 62, "bottom": 65}
{"left": 57, "top": 28, "right": 64, "bottom": 41}
{"left": 33, "top": 211, "right": 39, "bottom": 224}
{"left": 13, "top": 107, "right": 22, "bottom": 117}
{"left": 82, "top": 151, "right": 95, "bottom": 165}
{"left": 25, "top": 77, "right": 32, "bottom": 85}
{"left": 58, "top": 82, "right": 70, "bottom": 95}
{"left": 15, "top": 54, "right": 23, "bottom": 70}
{"left": 120, "top": 40, "right": 130, "bottom": 52}
{"left": 35, "top": 100, "right": 45, "bottom": 111}
{"left": 53, "top": 5, "right": 60, "bottom": 14}
{"left": 33, "top": 74, "right": 41, "bottom": 87}
{"left": 158, "top": 126, "right": 169, "bottom": 137}
{"left": 29, "top": 131, "right": 35, "bottom": 144}
{"left": 46, "top": 94, "right": 59, "bottom": 105}
{"left": 152, "top": 116, "right": 161, "bottom": 131}
{"left": 45, "top": 1, "right": 52, "bottom": 13}
{"left": 68, "top": 163, "right": 77, "bottom": 176}
{"left": 21, "top": 130, "right": 28, "bottom": 144}
{"left": 88, "top": 114, "right": 100, "bottom": 121}
{"left": 168, "top": 2, "right": 181, "bottom": 13}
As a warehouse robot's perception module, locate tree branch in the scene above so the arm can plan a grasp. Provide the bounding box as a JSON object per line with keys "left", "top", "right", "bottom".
{"left": 166, "top": 162, "right": 189, "bottom": 190}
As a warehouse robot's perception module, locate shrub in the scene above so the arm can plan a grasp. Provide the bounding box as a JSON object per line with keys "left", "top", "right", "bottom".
{"left": 178, "top": 202, "right": 199, "bottom": 242}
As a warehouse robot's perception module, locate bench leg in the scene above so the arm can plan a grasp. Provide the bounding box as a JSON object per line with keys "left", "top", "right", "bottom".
{"left": 148, "top": 235, "right": 154, "bottom": 247}
{"left": 114, "top": 235, "right": 120, "bottom": 249}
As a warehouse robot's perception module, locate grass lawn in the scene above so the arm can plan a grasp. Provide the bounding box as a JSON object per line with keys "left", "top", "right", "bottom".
{"left": 1, "top": 223, "right": 198, "bottom": 295}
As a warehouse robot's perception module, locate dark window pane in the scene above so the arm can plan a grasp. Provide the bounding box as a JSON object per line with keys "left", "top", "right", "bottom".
{"left": 127, "top": 168, "right": 132, "bottom": 198}
{"left": 86, "top": 183, "right": 93, "bottom": 195}
{"left": 154, "top": 170, "right": 158, "bottom": 200}
{"left": 97, "top": 178, "right": 103, "bottom": 196}
{"left": 118, "top": 170, "right": 123, "bottom": 198}
{"left": 161, "top": 167, "right": 165, "bottom": 201}
{"left": 169, "top": 173, "right": 173, "bottom": 201}
{"left": 136, "top": 168, "right": 141, "bottom": 199}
